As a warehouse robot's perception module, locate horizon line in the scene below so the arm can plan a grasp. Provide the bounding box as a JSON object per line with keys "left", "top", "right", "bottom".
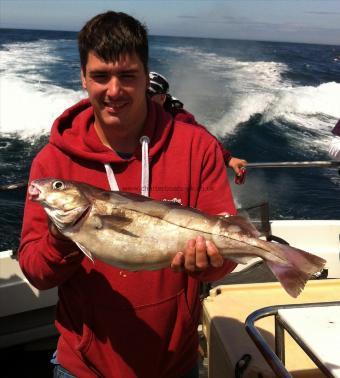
{"left": 0, "top": 26, "right": 339, "bottom": 47}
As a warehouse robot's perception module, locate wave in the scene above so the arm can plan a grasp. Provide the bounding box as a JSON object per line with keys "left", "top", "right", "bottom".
{"left": 262, "top": 82, "right": 340, "bottom": 127}
{"left": 0, "top": 38, "right": 84, "bottom": 137}
{"left": 163, "top": 45, "right": 339, "bottom": 139}
{"left": 0, "top": 39, "right": 64, "bottom": 83}
{"left": 163, "top": 45, "right": 289, "bottom": 89}
{"left": 1, "top": 39, "right": 338, "bottom": 144}
{"left": 212, "top": 81, "right": 340, "bottom": 136}
{"left": 0, "top": 75, "right": 85, "bottom": 136}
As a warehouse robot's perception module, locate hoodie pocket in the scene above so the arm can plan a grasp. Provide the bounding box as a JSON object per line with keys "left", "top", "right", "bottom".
{"left": 77, "top": 289, "right": 198, "bottom": 378}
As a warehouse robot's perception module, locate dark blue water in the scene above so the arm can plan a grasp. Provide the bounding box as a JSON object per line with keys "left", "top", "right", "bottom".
{"left": 1, "top": 28, "right": 339, "bottom": 251}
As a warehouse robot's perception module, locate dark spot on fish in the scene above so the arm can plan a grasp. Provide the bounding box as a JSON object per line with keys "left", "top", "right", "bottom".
{"left": 113, "top": 228, "right": 138, "bottom": 238}
{"left": 139, "top": 207, "right": 171, "bottom": 219}
{"left": 100, "top": 191, "right": 112, "bottom": 199}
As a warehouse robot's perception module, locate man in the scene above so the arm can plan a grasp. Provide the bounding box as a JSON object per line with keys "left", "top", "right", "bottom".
{"left": 19, "top": 11, "right": 236, "bottom": 378}
{"left": 148, "top": 71, "right": 247, "bottom": 177}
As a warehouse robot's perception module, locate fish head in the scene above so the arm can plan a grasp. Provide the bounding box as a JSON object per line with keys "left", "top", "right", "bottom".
{"left": 29, "top": 178, "right": 91, "bottom": 230}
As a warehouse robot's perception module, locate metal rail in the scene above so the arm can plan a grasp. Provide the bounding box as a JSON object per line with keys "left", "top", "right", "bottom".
{"left": 245, "top": 301, "right": 340, "bottom": 378}
{"left": 246, "top": 160, "right": 340, "bottom": 169}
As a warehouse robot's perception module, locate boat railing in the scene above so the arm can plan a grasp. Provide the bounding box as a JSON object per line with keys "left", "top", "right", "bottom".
{"left": 246, "top": 160, "right": 340, "bottom": 169}
{"left": 0, "top": 160, "right": 339, "bottom": 192}
{"left": 245, "top": 301, "right": 340, "bottom": 378}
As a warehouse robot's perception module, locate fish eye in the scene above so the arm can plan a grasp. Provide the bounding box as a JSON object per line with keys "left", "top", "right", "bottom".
{"left": 52, "top": 181, "right": 65, "bottom": 190}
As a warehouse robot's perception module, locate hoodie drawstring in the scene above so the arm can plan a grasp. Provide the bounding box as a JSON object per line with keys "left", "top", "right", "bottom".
{"left": 103, "top": 135, "right": 150, "bottom": 196}
{"left": 104, "top": 163, "right": 119, "bottom": 191}
{"left": 140, "top": 136, "right": 150, "bottom": 197}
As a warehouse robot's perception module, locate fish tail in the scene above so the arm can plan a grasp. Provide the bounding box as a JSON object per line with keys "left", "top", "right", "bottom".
{"left": 264, "top": 242, "right": 326, "bottom": 298}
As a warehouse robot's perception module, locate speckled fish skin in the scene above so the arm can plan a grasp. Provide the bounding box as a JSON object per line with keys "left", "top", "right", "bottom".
{"left": 29, "top": 179, "right": 326, "bottom": 297}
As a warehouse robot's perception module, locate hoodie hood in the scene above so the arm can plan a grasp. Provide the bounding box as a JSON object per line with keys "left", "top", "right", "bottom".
{"left": 50, "top": 98, "right": 173, "bottom": 165}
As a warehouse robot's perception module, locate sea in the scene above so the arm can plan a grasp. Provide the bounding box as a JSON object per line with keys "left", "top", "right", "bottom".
{"left": 1, "top": 28, "right": 340, "bottom": 252}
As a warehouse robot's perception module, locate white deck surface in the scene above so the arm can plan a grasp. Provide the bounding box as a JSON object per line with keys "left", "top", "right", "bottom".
{"left": 278, "top": 305, "right": 340, "bottom": 377}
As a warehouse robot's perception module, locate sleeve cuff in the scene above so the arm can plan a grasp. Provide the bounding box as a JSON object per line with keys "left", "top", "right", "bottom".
{"left": 223, "top": 150, "right": 232, "bottom": 165}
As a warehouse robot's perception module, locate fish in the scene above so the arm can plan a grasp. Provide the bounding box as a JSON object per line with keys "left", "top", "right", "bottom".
{"left": 28, "top": 178, "right": 326, "bottom": 297}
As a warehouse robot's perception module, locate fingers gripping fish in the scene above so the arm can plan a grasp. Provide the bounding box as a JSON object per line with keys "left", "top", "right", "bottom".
{"left": 28, "top": 179, "right": 326, "bottom": 298}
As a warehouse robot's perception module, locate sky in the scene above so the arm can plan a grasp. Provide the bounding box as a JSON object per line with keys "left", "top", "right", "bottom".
{"left": 1, "top": 0, "right": 340, "bottom": 45}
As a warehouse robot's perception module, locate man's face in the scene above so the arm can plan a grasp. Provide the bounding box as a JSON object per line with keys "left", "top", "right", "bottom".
{"left": 81, "top": 51, "right": 149, "bottom": 131}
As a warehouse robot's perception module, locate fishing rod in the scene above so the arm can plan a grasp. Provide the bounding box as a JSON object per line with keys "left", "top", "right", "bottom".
{"left": 246, "top": 160, "right": 340, "bottom": 169}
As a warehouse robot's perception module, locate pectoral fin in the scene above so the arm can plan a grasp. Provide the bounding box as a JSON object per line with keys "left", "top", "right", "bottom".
{"left": 105, "top": 214, "right": 133, "bottom": 227}
{"left": 76, "top": 242, "right": 94, "bottom": 263}
{"left": 99, "top": 215, "right": 138, "bottom": 237}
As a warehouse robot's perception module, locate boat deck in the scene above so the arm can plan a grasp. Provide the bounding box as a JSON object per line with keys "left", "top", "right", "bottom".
{"left": 202, "top": 279, "right": 340, "bottom": 377}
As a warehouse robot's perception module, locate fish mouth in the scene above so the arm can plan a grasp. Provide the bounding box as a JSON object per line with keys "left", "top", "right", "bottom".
{"left": 28, "top": 183, "right": 41, "bottom": 201}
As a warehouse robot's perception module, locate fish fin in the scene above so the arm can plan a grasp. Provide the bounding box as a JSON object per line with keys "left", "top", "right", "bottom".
{"left": 220, "top": 215, "right": 261, "bottom": 238}
{"left": 267, "top": 242, "right": 326, "bottom": 275}
{"left": 99, "top": 215, "right": 138, "bottom": 238}
{"left": 100, "top": 214, "right": 133, "bottom": 227}
{"left": 76, "top": 242, "right": 94, "bottom": 263}
{"left": 266, "top": 261, "right": 310, "bottom": 298}
{"left": 265, "top": 243, "right": 326, "bottom": 298}
{"left": 110, "top": 226, "right": 138, "bottom": 238}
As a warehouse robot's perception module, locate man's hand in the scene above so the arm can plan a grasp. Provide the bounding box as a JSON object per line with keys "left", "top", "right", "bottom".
{"left": 228, "top": 157, "right": 247, "bottom": 176}
{"left": 171, "top": 235, "right": 224, "bottom": 273}
{"left": 49, "top": 221, "right": 81, "bottom": 259}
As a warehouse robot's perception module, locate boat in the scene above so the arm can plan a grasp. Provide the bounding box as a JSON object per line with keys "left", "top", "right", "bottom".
{"left": 202, "top": 280, "right": 340, "bottom": 377}
{"left": 0, "top": 162, "right": 339, "bottom": 376}
{"left": 0, "top": 249, "right": 58, "bottom": 348}
{"left": 201, "top": 203, "right": 340, "bottom": 377}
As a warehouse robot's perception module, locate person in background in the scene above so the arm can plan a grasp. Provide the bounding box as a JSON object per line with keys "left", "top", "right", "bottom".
{"left": 329, "top": 120, "right": 340, "bottom": 161}
{"left": 148, "top": 71, "right": 247, "bottom": 177}
{"left": 18, "top": 11, "right": 237, "bottom": 378}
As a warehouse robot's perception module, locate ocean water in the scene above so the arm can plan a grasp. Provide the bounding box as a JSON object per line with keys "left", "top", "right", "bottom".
{"left": 0, "top": 28, "right": 339, "bottom": 251}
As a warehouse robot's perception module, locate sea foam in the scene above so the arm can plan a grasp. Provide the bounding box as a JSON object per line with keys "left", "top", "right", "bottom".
{"left": 0, "top": 39, "right": 84, "bottom": 137}
{"left": 213, "top": 81, "right": 340, "bottom": 136}
{"left": 262, "top": 81, "right": 340, "bottom": 127}
{"left": 0, "top": 75, "right": 85, "bottom": 136}
{"left": 163, "top": 45, "right": 339, "bottom": 138}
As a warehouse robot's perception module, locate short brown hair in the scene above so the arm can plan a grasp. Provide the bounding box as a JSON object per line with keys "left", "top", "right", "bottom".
{"left": 78, "top": 11, "right": 149, "bottom": 74}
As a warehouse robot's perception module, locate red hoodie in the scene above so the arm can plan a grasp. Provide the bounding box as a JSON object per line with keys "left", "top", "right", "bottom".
{"left": 19, "top": 99, "right": 236, "bottom": 378}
